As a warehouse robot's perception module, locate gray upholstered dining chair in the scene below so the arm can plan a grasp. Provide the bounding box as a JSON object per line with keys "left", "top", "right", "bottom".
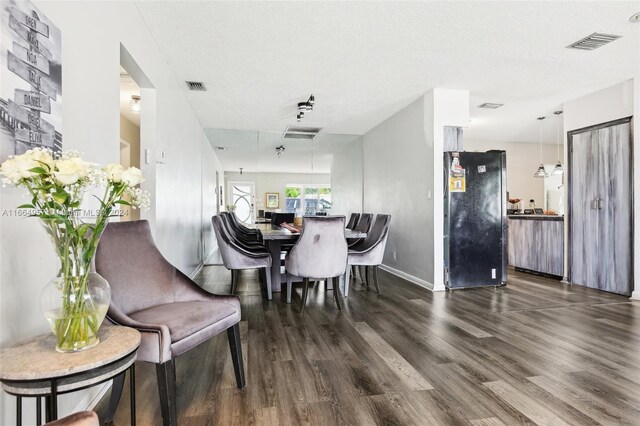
{"left": 344, "top": 214, "right": 391, "bottom": 296}
{"left": 225, "top": 211, "right": 262, "bottom": 241}
{"left": 220, "top": 213, "right": 265, "bottom": 250}
{"left": 284, "top": 216, "right": 348, "bottom": 314}
{"left": 213, "top": 215, "right": 273, "bottom": 300}
{"left": 95, "top": 220, "right": 245, "bottom": 426}
{"left": 346, "top": 213, "right": 360, "bottom": 230}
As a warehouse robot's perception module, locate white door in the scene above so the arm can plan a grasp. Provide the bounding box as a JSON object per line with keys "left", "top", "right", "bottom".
{"left": 228, "top": 181, "right": 255, "bottom": 224}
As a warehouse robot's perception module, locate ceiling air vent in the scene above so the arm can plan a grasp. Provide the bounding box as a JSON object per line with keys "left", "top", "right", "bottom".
{"left": 282, "top": 125, "right": 323, "bottom": 140}
{"left": 186, "top": 81, "right": 207, "bottom": 91}
{"left": 566, "top": 33, "right": 621, "bottom": 50}
{"left": 478, "top": 103, "right": 504, "bottom": 109}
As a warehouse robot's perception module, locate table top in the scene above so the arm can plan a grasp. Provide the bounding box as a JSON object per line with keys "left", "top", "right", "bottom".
{"left": 0, "top": 326, "right": 141, "bottom": 381}
{"left": 508, "top": 214, "right": 564, "bottom": 222}
{"left": 255, "top": 223, "right": 367, "bottom": 240}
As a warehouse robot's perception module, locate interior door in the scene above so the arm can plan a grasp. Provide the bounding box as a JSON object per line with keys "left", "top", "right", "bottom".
{"left": 597, "top": 122, "right": 632, "bottom": 294}
{"left": 570, "top": 130, "right": 600, "bottom": 289}
{"left": 569, "top": 118, "right": 633, "bottom": 295}
{"left": 228, "top": 181, "right": 255, "bottom": 225}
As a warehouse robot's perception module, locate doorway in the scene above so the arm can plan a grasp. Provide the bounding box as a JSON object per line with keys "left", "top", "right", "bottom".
{"left": 119, "top": 66, "right": 141, "bottom": 221}
{"left": 227, "top": 181, "right": 255, "bottom": 224}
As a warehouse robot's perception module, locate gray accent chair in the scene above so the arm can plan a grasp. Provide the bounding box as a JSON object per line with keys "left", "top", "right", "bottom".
{"left": 344, "top": 214, "right": 392, "bottom": 296}
{"left": 45, "top": 411, "right": 98, "bottom": 426}
{"left": 285, "top": 216, "right": 348, "bottom": 314}
{"left": 346, "top": 213, "right": 360, "bottom": 230}
{"left": 95, "top": 220, "right": 245, "bottom": 426}
{"left": 212, "top": 215, "right": 273, "bottom": 300}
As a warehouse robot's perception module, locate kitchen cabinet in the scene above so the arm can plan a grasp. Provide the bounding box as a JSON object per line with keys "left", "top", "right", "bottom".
{"left": 508, "top": 216, "right": 564, "bottom": 277}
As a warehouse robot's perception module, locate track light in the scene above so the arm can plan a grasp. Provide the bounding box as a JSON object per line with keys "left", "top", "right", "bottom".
{"left": 295, "top": 94, "right": 315, "bottom": 121}
{"left": 276, "top": 145, "right": 285, "bottom": 157}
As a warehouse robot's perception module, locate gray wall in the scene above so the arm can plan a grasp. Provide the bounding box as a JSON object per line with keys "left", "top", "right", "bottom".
{"left": 362, "top": 97, "right": 433, "bottom": 284}
{"left": 330, "top": 137, "right": 364, "bottom": 216}
{"left": 0, "top": 1, "right": 224, "bottom": 421}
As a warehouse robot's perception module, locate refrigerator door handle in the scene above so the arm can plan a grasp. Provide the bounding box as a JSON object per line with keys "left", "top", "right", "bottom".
{"left": 598, "top": 198, "right": 604, "bottom": 209}
{"left": 592, "top": 199, "right": 598, "bottom": 210}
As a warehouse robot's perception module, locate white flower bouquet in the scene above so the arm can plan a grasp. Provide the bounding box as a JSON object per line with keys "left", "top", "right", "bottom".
{"left": 0, "top": 148, "right": 150, "bottom": 351}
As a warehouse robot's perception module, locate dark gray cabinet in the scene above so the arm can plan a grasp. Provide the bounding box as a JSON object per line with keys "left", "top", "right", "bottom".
{"left": 569, "top": 118, "right": 633, "bottom": 295}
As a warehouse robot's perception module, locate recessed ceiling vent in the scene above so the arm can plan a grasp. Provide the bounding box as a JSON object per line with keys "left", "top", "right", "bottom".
{"left": 186, "top": 81, "right": 207, "bottom": 91}
{"left": 566, "top": 33, "right": 621, "bottom": 50}
{"left": 478, "top": 103, "right": 504, "bottom": 109}
{"left": 282, "top": 125, "right": 323, "bottom": 140}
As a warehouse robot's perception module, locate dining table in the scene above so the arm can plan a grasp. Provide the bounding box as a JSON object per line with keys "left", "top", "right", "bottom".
{"left": 254, "top": 223, "right": 366, "bottom": 292}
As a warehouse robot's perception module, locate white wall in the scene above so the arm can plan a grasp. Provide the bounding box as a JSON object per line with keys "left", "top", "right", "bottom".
{"left": 563, "top": 79, "right": 637, "bottom": 296}
{"left": 362, "top": 97, "right": 433, "bottom": 286}
{"left": 330, "top": 137, "right": 363, "bottom": 216}
{"left": 224, "top": 171, "right": 330, "bottom": 212}
{"left": 465, "top": 140, "right": 558, "bottom": 207}
{"left": 0, "top": 1, "right": 223, "bottom": 422}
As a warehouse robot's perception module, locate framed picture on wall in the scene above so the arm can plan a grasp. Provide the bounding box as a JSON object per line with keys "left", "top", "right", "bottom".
{"left": 265, "top": 192, "right": 279, "bottom": 209}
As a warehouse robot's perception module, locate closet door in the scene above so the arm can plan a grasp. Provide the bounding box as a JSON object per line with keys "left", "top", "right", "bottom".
{"left": 570, "top": 130, "right": 600, "bottom": 289}
{"left": 597, "top": 122, "right": 632, "bottom": 295}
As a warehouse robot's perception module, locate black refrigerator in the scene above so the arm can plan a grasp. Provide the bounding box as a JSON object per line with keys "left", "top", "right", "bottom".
{"left": 443, "top": 151, "right": 507, "bottom": 289}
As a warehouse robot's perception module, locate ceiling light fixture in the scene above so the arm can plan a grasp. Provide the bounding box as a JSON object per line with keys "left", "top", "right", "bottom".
{"left": 276, "top": 145, "right": 285, "bottom": 158}
{"left": 129, "top": 95, "right": 141, "bottom": 112}
{"left": 239, "top": 167, "right": 243, "bottom": 175}
{"left": 295, "top": 94, "right": 315, "bottom": 122}
{"left": 630, "top": 12, "right": 640, "bottom": 23}
{"left": 533, "top": 116, "right": 549, "bottom": 178}
{"left": 552, "top": 111, "right": 564, "bottom": 175}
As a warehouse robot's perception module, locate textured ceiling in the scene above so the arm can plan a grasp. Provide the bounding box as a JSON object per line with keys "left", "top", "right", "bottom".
{"left": 134, "top": 1, "right": 639, "bottom": 150}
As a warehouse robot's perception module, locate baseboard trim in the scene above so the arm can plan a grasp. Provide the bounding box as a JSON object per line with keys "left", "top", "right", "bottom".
{"left": 631, "top": 289, "right": 639, "bottom": 300}
{"left": 379, "top": 264, "right": 434, "bottom": 291}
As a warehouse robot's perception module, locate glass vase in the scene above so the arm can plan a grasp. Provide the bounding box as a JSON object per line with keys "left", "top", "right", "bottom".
{"left": 41, "top": 271, "right": 111, "bottom": 353}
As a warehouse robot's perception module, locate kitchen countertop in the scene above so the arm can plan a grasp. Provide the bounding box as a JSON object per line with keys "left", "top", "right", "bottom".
{"left": 508, "top": 214, "right": 564, "bottom": 221}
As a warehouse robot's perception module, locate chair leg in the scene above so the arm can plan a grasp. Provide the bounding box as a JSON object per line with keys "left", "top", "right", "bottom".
{"left": 227, "top": 323, "right": 246, "bottom": 389}
{"left": 231, "top": 270, "right": 239, "bottom": 294}
{"left": 333, "top": 277, "right": 343, "bottom": 310}
{"left": 365, "top": 266, "right": 370, "bottom": 287}
{"left": 373, "top": 265, "right": 381, "bottom": 294}
{"left": 344, "top": 266, "right": 351, "bottom": 297}
{"left": 264, "top": 267, "right": 272, "bottom": 300}
{"left": 300, "top": 278, "right": 310, "bottom": 315}
{"left": 104, "top": 372, "right": 125, "bottom": 423}
{"left": 286, "top": 274, "right": 293, "bottom": 304}
{"left": 156, "top": 360, "right": 177, "bottom": 426}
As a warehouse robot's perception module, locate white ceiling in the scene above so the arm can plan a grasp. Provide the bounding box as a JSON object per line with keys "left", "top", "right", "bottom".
{"left": 205, "top": 129, "right": 359, "bottom": 174}
{"left": 134, "top": 1, "right": 639, "bottom": 159}
{"left": 119, "top": 67, "right": 140, "bottom": 126}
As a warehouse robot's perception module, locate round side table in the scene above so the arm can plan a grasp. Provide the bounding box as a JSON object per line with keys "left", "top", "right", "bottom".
{"left": 0, "top": 326, "right": 141, "bottom": 426}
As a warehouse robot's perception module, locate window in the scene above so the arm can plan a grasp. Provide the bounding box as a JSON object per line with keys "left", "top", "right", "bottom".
{"left": 285, "top": 184, "right": 331, "bottom": 215}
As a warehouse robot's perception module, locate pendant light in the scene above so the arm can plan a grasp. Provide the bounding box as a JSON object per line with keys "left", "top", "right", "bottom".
{"left": 533, "top": 116, "right": 549, "bottom": 178}
{"left": 551, "top": 110, "right": 564, "bottom": 175}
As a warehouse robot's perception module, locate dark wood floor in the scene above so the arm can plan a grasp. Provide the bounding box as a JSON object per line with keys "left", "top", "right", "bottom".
{"left": 97, "top": 267, "right": 640, "bottom": 425}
